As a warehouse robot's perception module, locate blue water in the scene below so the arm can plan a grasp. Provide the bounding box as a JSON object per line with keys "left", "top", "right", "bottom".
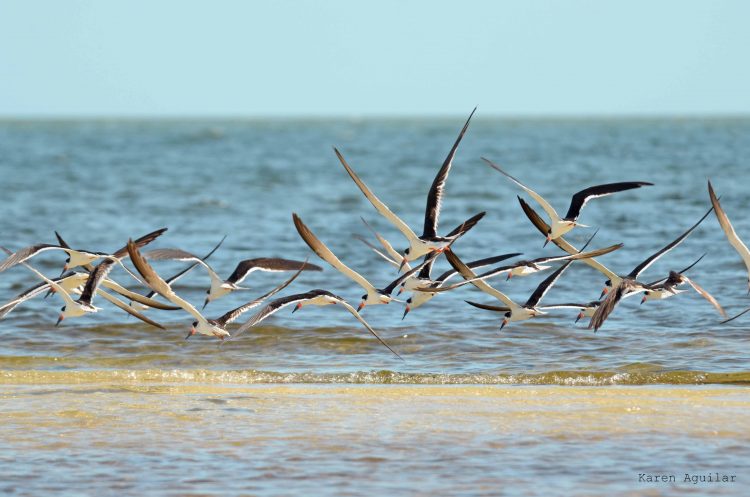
{"left": 3, "top": 118, "right": 750, "bottom": 497}
{"left": 0, "top": 117, "right": 749, "bottom": 376}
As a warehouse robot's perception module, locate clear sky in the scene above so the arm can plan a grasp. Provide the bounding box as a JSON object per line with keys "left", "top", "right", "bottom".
{"left": 2, "top": 0, "right": 749, "bottom": 117}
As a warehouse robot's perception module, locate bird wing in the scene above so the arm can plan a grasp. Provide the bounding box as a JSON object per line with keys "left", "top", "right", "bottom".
{"left": 682, "top": 276, "right": 726, "bottom": 317}
{"left": 484, "top": 158, "right": 560, "bottom": 222}
{"left": 524, "top": 261, "right": 574, "bottom": 308}
{"left": 360, "top": 217, "right": 411, "bottom": 271}
{"left": 95, "top": 289, "right": 166, "bottom": 330}
{"left": 423, "top": 107, "right": 476, "bottom": 238}
{"left": 564, "top": 182, "right": 652, "bottom": 221}
{"left": 444, "top": 250, "right": 519, "bottom": 309}
{"left": 0, "top": 244, "right": 67, "bottom": 273}
{"left": 353, "top": 235, "right": 400, "bottom": 269}
{"left": 628, "top": 204, "right": 713, "bottom": 279}
{"left": 215, "top": 262, "right": 308, "bottom": 326}
{"left": 144, "top": 248, "right": 224, "bottom": 286}
{"left": 464, "top": 300, "right": 512, "bottom": 313}
{"left": 428, "top": 244, "right": 621, "bottom": 293}
{"left": 16, "top": 260, "right": 77, "bottom": 308}
{"left": 233, "top": 290, "right": 329, "bottom": 337}
{"left": 708, "top": 180, "right": 750, "bottom": 275}
{"left": 588, "top": 280, "right": 639, "bottom": 331}
{"left": 99, "top": 279, "right": 182, "bottom": 310}
{"left": 645, "top": 254, "right": 706, "bottom": 287}
{"left": 518, "top": 196, "right": 620, "bottom": 281}
{"left": 293, "top": 213, "right": 377, "bottom": 294}
{"left": 77, "top": 228, "right": 168, "bottom": 306}
{"left": 226, "top": 258, "right": 322, "bottom": 285}
{"left": 435, "top": 252, "right": 522, "bottom": 282}
{"left": 143, "top": 236, "right": 226, "bottom": 300}
{"left": 336, "top": 298, "right": 404, "bottom": 361}
{"left": 127, "top": 240, "right": 207, "bottom": 324}
{"left": 334, "top": 148, "right": 420, "bottom": 243}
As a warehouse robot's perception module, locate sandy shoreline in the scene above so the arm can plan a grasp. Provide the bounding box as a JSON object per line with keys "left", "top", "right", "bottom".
{"left": 2, "top": 382, "right": 748, "bottom": 495}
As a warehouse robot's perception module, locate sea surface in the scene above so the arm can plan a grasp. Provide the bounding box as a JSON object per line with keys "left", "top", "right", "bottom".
{"left": 1, "top": 117, "right": 749, "bottom": 495}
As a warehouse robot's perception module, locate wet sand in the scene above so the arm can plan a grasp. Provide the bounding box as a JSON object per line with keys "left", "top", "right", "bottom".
{"left": 2, "top": 381, "right": 748, "bottom": 496}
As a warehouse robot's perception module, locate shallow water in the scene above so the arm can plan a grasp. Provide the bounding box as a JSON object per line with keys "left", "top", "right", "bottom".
{"left": 1, "top": 118, "right": 749, "bottom": 493}
{"left": 2, "top": 382, "right": 748, "bottom": 496}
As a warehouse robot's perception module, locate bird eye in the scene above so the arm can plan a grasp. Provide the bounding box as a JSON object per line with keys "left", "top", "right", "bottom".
{"left": 60, "top": 306, "right": 65, "bottom": 311}
{"left": 504, "top": 312, "right": 511, "bottom": 318}
{"left": 407, "top": 298, "right": 412, "bottom": 304}
{"left": 404, "top": 248, "right": 410, "bottom": 254}
{"left": 205, "top": 289, "right": 210, "bottom": 294}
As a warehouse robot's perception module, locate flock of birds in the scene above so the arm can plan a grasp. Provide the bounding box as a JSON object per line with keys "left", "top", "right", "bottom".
{"left": 2, "top": 108, "right": 750, "bottom": 360}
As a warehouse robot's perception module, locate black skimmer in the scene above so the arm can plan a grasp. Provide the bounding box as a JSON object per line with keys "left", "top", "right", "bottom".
{"left": 416, "top": 230, "right": 621, "bottom": 294}
{"left": 641, "top": 269, "right": 725, "bottom": 316}
{"left": 639, "top": 254, "right": 705, "bottom": 303}
{"left": 143, "top": 248, "right": 321, "bottom": 309}
{"left": 72, "top": 229, "right": 171, "bottom": 312}
{"left": 708, "top": 180, "right": 750, "bottom": 293}
{"left": 127, "top": 240, "right": 305, "bottom": 340}
{"left": 518, "top": 196, "right": 621, "bottom": 284}
{"left": 400, "top": 252, "right": 522, "bottom": 319}
{"left": 485, "top": 157, "right": 651, "bottom": 244}
{"left": 293, "top": 213, "right": 437, "bottom": 311}
{"left": 233, "top": 289, "right": 403, "bottom": 360}
{"left": 518, "top": 196, "right": 712, "bottom": 300}
{"left": 0, "top": 228, "right": 167, "bottom": 274}
{"left": 587, "top": 206, "right": 715, "bottom": 331}
{"left": 447, "top": 250, "right": 584, "bottom": 329}
{"left": 8, "top": 256, "right": 165, "bottom": 329}
{"left": 0, "top": 267, "right": 178, "bottom": 321}
{"left": 128, "top": 236, "right": 226, "bottom": 310}
{"left": 335, "top": 108, "right": 484, "bottom": 265}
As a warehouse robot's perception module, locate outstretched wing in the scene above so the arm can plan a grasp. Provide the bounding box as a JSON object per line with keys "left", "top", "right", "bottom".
{"left": 683, "top": 277, "right": 726, "bottom": 317}
{"left": 335, "top": 148, "right": 420, "bottom": 243}
{"left": 564, "top": 182, "right": 652, "bottom": 221}
{"left": 708, "top": 180, "right": 750, "bottom": 276}
{"left": 293, "top": 213, "right": 377, "bottom": 294}
{"left": 423, "top": 107, "right": 476, "bottom": 238}
{"left": 518, "top": 196, "right": 620, "bottom": 282}
{"left": 484, "top": 158, "right": 560, "bottom": 223}
{"left": 628, "top": 205, "right": 713, "bottom": 279}
{"left": 215, "top": 262, "right": 309, "bottom": 326}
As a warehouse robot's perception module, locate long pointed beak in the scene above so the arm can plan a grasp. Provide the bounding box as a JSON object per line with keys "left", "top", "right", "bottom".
{"left": 397, "top": 286, "right": 404, "bottom": 295}
{"left": 575, "top": 312, "right": 584, "bottom": 323}
{"left": 500, "top": 318, "right": 508, "bottom": 330}
{"left": 185, "top": 328, "right": 196, "bottom": 340}
{"left": 398, "top": 256, "right": 407, "bottom": 272}
{"left": 55, "top": 314, "right": 64, "bottom": 327}
{"left": 292, "top": 302, "right": 302, "bottom": 313}
{"left": 640, "top": 295, "right": 647, "bottom": 304}
{"left": 402, "top": 305, "right": 410, "bottom": 320}
{"left": 543, "top": 234, "right": 551, "bottom": 247}
{"left": 357, "top": 301, "right": 365, "bottom": 313}
{"left": 202, "top": 297, "right": 210, "bottom": 310}
{"left": 506, "top": 272, "right": 513, "bottom": 281}
{"left": 600, "top": 287, "right": 609, "bottom": 299}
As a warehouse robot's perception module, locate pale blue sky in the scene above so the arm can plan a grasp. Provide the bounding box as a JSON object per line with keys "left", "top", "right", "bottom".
{"left": 1, "top": 0, "right": 749, "bottom": 116}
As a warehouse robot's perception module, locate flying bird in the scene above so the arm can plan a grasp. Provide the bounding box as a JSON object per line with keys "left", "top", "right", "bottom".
{"left": 127, "top": 240, "right": 306, "bottom": 340}
{"left": 708, "top": 180, "right": 750, "bottom": 293}
{"left": 335, "top": 108, "right": 484, "bottom": 264}
{"left": 485, "top": 158, "right": 651, "bottom": 244}
{"left": 143, "top": 248, "right": 321, "bottom": 308}
{"left": 233, "top": 289, "right": 403, "bottom": 360}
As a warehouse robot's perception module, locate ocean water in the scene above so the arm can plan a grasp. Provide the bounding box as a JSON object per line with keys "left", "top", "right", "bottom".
{"left": 1, "top": 117, "right": 749, "bottom": 495}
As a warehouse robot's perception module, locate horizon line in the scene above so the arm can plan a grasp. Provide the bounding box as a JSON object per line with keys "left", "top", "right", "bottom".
{"left": 1, "top": 111, "right": 749, "bottom": 122}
